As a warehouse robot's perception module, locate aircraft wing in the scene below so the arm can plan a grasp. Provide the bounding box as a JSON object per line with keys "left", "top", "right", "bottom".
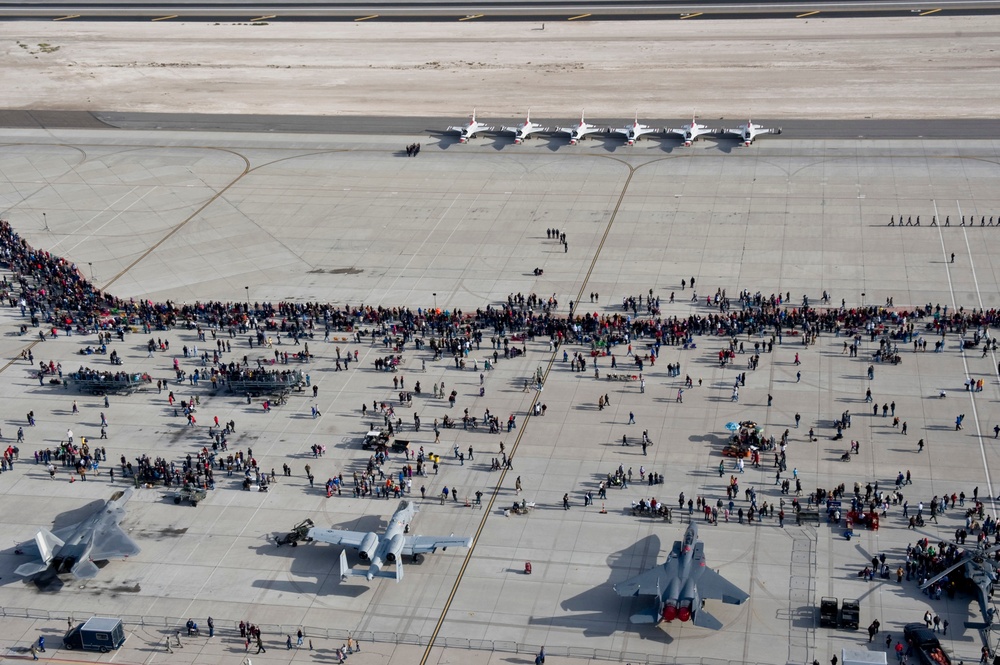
{"left": 692, "top": 543, "right": 748, "bottom": 605}
{"left": 89, "top": 522, "right": 141, "bottom": 561}
{"left": 307, "top": 528, "right": 367, "bottom": 549}
{"left": 614, "top": 543, "right": 681, "bottom": 597}
{"left": 500, "top": 125, "right": 520, "bottom": 133}
{"left": 403, "top": 535, "right": 472, "bottom": 555}
{"left": 447, "top": 125, "right": 467, "bottom": 133}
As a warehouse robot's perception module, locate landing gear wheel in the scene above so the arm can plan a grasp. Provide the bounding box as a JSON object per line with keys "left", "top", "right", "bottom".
{"left": 412, "top": 554, "right": 424, "bottom": 564}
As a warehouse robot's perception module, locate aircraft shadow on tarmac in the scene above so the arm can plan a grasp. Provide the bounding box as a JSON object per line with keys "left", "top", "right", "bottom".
{"left": 425, "top": 131, "right": 464, "bottom": 149}
{"left": 527, "top": 534, "right": 671, "bottom": 641}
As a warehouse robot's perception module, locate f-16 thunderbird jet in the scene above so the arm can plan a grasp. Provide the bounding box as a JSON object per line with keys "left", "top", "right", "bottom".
{"left": 308, "top": 500, "right": 472, "bottom": 583}
{"left": 15, "top": 490, "right": 140, "bottom": 580}
{"left": 559, "top": 111, "right": 606, "bottom": 145}
{"left": 501, "top": 110, "right": 551, "bottom": 144}
{"left": 721, "top": 119, "right": 782, "bottom": 146}
{"left": 448, "top": 109, "right": 494, "bottom": 143}
{"left": 614, "top": 523, "right": 748, "bottom": 630}
{"left": 612, "top": 113, "right": 662, "bottom": 146}
{"left": 665, "top": 115, "right": 717, "bottom": 147}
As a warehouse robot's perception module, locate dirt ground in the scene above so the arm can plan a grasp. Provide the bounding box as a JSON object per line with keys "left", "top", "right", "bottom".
{"left": 2, "top": 16, "right": 1000, "bottom": 119}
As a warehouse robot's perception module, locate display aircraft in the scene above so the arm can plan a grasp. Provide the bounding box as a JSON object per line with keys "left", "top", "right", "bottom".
{"left": 665, "top": 115, "right": 716, "bottom": 147}
{"left": 920, "top": 542, "right": 1000, "bottom": 626}
{"left": 721, "top": 119, "right": 783, "bottom": 146}
{"left": 612, "top": 113, "right": 662, "bottom": 146}
{"left": 501, "top": 110, "right": 550, "bottom": 144}
{"left": 308, "top": 500, "right": 472, "bottom": 583}
{"left": 613, "top": 523, "right": 748, "bottom": 629}
{"left": 14, "top": 490, "right": 140, "bottom": 580}
{"left": 447, "top": 109, "right": 494, "bottom": 143}
{"left": 559, "top": 111, "right": 606, "bottom": 145}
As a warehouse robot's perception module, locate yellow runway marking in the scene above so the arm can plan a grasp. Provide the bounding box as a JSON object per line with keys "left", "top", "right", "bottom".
{"left": 568, "top": 13, "right": 591, "bottom": 19}
{"left": 459, "top": 13, "right": 484, "bottom": 20}
{"left": 796, "top": 10, "right": 820, "bottom": 17}
{"left": 152, "top": 14, "right": 178, "bottom": 20}
{"left": 920, "top": 8, "right": 942, "bottom": 14}
{"left": 354, "top": 14, "right": 378, "bottom": 20}
{"left": 250, "top": 14, "right": 275, "bottom": 21}
{"left": 680, "top": 12, "right": 703, "bottom": 19}
{"left": 53, "top": 14, "right": 80, "bottom": 20}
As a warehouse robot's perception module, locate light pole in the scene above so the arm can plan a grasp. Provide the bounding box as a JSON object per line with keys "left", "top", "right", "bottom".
{"left": 88, "top": 262, "right": 94, "bottom": 282}
{"left": 433, "top": 292, "right": 438, "bottom": 311}
{"left": 244, "top": 286, "right": 250, "bottom": 309}
{"left": 42, "top": 212, "right": 48, "bottom": 232}
{"left": 861, "top": 292, "right": 865, "bottom": 309}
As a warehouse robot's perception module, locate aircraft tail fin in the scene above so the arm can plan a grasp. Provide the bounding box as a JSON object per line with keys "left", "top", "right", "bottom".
{"left": 35, "top": 529, "right": 65, "bottom": 564}
{"left": 581, "top": 109, "right": 586, "bottom": 124}
{"left": 526, "top": 108, "right": 531, "bottom": 123}
{"left": 71, "top": 559, "right": 101, "bottom": 579}
{"left": 472, "top": 107, "right": 477, "bottom": 122}
{"left": 339, "top": 549, "right": 351, "bottom": 581}
{"left": 692, "top": 608, "right": 723, "bottom": 630}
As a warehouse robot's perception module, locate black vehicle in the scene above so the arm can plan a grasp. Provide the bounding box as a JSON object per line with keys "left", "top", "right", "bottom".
{"left": 903, "top": 623, "right": 953, "bottom": 665}
{"left": 839, "top": 598, "right": 860, "bottom": 629}
{"left": 819, "top": 597, "right": 839, "bottom": 627}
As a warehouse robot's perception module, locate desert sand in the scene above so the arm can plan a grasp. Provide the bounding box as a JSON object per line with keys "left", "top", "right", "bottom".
{"left": 2, "top": 16, "right": 1000, "bottom": 118}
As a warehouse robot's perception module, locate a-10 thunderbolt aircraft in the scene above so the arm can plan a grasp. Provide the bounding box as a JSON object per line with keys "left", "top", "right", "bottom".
{"left": 721, "top": 119, "right": 783, "bottom": 146}
{"left": 14, "top": 490, "right": 141, "bottom": 581}
{"left": 308, "top": 500, "right": 472, "bottom": 582}
{"left": 614, "top": 523, "right": 749, "bottom": 629}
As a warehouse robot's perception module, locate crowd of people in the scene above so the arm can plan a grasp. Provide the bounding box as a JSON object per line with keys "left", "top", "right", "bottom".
{"left": 7, "top": 215, "right": 1000, "bottom": 663}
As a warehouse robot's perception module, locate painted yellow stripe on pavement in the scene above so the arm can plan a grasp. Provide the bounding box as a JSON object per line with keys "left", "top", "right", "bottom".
{"left": 796, "top": 10, "right": 820, "bottom": 17}
{"left": 458, "top": 13, "right": 484, "bottom": 20}
{"left": 567, "top": 12, "right": 591, "bottom": 19}
{"left": 152, "top": 14, "right": 177, "bottom": 20}
{"left": 354, "top": 14, "right": 378, "bottom": 20}
{"left": 680, "top": 12, "right": 702, "bottom": 19}
{"left": 53, "top": 14, "right": 80, "bottom": 20}
{"left": 250, "top": 14, "right": 275, "bottom": 21}
{"left": 920, "top": 8, "right": 942, "bottom": 14}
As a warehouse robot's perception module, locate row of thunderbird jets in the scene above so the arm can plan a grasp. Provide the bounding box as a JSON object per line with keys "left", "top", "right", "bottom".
{"left": 448, "top": 110, "right": 782, "bottom": 147}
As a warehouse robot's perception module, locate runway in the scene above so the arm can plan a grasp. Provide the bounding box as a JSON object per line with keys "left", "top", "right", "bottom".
{"left": 5, "top": 109, "right": 1000, "bottom": 139}
{"left": 5, "top": 0, "right": 1000, "bottom": 19}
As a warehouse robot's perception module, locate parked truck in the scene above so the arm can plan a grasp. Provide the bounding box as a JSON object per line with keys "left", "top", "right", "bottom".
{"left": 63, "top": 617, "right": 126, "bottom": 652}
{"left": 903, "top": 623, "right": 953, "bottom": 665}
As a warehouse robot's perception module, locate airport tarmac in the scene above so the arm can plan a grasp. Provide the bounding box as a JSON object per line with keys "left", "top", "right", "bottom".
{"left": 1, "top": 127, "right": 1000, "bottom": 665}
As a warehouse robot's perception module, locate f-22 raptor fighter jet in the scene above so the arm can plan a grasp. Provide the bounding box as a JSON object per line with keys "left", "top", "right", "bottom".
{"left": 15, "top": 490, "right": 140, "bottom": 580}
{"left": 614, "top": 523, "right": 749, "bottom": 629}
